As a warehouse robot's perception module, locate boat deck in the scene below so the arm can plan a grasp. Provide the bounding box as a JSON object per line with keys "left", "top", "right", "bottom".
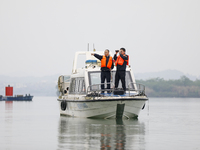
{"left": 100, "top": 93, "right": 138, "bottom": 97}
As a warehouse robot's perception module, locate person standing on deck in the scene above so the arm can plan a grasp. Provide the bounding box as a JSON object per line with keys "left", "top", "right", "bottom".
{"left": 114, "top": 48, "right": 129, "bottom": 92}
{"left": 91, "top": 49, "right": 114, "bottom": 93}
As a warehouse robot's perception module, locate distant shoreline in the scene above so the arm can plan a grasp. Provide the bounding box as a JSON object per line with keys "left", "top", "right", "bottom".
{"left": 136, "top": 76, "right": 200, "bottom": 98}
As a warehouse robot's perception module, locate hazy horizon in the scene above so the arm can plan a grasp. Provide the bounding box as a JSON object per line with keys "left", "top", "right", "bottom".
{"left": 1, "top": 0, "right": 200, "bottom": 77}
{"left": 0, "top": 69, "right": 199, "bottom": 81}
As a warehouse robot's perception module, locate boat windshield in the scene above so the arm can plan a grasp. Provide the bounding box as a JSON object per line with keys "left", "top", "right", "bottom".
{"left": 88, "top": 71, "right": 135, "bottom": 90}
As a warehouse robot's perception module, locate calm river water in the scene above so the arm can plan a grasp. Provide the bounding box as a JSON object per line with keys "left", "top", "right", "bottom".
{"left": 0, "top": 97, "right": 200, "bottom": 150}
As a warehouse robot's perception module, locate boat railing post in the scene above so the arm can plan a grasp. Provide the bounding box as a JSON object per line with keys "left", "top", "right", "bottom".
{"left": 112, "top": 82, "right": 114, "bottom": 97}
{"left": 139, "top": 84, "right": 141, "bottom": 94}
{"left": 86, "top": 86, "right": 89, "bottom": 95}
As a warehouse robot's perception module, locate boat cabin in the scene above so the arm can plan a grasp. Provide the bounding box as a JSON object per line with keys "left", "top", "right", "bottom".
{"left": 58, "top": 51, "right": 145, "bottom": 97}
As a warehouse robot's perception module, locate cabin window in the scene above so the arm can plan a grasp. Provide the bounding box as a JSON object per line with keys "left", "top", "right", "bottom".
{"left": 70, "top": 78, "right": 76, "bottom": 93}
{"left": 111, "top": 71, "right": 134, "bottom": 90}
{"left": 89, "top": 72, "right": 101, "bottom": 85}
{"left": 64, "top": 76, "right": 70, "bottom": 82}
{"left": 82, "top": 80, "right": 85, "bottom": 92}
{"left": 69, "top": 77, "right": 86, "bottom": 94}
{"left": 77, "top": 80, "right": 81, "bottom": 92}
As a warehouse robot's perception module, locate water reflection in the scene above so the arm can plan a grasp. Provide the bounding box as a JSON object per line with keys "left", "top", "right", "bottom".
{"left": 5, "top": 101, "right": 13, "bottom": 121}
{"left": 4, "top": 101, "right": 13, "bottom": 149}
{"left": 57, "top": 117, "right": 146, "bottom": 150}
{"left": 5, "top": 101, "right": 13, "bottom": 110}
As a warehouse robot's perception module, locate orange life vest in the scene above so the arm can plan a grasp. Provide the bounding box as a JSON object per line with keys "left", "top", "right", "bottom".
{"left": 101, "top": 55, "right": 113, "bottom": 69}
{"left": 115, "top": 55, "right": 129, "bottom": 66}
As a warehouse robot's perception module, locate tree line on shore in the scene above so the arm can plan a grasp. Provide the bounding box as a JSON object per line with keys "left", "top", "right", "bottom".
{"left": 1, "top": 75, "right": 200, "bottom": 97}
{"left": 136, "top": 76, "right": 200, "bottom": 97}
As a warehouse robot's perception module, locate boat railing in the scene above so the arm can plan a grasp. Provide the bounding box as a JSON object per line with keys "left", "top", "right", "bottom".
{"left": 86, "top": 82, "right": 146, "bottom": 97}
{"left": 128, "top": 82, "right": 146, "bottom": 97}
{"left": 86, "top": 82, "right": 114, "bottom": 97}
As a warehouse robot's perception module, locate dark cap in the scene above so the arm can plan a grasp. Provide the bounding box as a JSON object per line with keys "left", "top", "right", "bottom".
{"left": 120, "top": 48, "right": 126, "bottom": 52}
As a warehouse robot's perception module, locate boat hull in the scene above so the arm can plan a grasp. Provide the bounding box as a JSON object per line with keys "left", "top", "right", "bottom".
{"left": 58, "top": 98, "right": 147, "bottom": 119}
{"left": 1, "top": 96, "right": 33, "bottom": 101}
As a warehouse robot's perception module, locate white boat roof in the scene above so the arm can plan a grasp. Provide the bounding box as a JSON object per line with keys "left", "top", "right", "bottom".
{"left": 72, "top": 51, "right": 113, "bottom": 73}
{"left": 71, "top": 51, "right": 132, "bottom": 78}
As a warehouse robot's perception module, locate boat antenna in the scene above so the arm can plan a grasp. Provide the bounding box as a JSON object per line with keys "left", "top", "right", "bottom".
{"left": 87, "top": 43, "right": 89, "bottom": 51}
{"left": 93, "top": 43, "right": 96, "bottom": 52}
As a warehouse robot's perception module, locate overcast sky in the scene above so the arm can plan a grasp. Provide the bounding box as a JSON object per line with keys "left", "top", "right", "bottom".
{"left": 0, "top": 0, "right": 200, "bottom": 77}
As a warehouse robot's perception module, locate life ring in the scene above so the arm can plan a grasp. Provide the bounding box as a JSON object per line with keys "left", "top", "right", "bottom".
{"left": 61, "top": 101, "right": 67, "bottom": 111}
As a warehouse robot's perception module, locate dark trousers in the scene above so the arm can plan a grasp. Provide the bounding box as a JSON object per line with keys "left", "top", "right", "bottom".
{"left": 115, "top": 70, "right": 126, "bottom": 91}
{"left": 101, "top": 71, "right": 111, "bottom": 93}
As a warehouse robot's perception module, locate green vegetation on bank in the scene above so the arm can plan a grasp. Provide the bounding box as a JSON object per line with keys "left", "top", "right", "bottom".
{"left": 136, "top": 76, "right": 200, "bottom": 97}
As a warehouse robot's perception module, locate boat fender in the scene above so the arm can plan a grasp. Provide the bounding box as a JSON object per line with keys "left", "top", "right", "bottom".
{"left": 61, "top": 101, "right": 67, "bottom": 111}
{"left": 142, "top": 104, "right": 145, "bottom": 110}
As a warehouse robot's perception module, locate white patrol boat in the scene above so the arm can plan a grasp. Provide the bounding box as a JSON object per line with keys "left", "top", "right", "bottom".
{"left": 57, "top": 51, "right": 148, "bottom": 119}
